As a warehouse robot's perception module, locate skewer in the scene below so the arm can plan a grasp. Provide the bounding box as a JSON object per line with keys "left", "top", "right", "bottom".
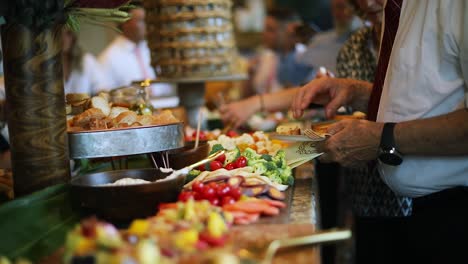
{"left": 161, "top": 152, "right": 167, "bottom": 168}
{"left": 165, "top": 151, "right": 170, "bottom": 168}
{"left": 149, "top": 153, "right": 159, "bottom": 169}
{"left": 194, "top": 108, "right": 202, "bottom": 150}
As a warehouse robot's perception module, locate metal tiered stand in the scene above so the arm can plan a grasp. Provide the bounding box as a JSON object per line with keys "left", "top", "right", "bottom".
{"left": 68, "top": 123, "right": 185, "bottom": 169}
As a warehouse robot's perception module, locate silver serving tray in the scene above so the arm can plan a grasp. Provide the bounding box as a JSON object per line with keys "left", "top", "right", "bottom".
{"left": 68, "top": 122, "right": 184, "bottom": 159}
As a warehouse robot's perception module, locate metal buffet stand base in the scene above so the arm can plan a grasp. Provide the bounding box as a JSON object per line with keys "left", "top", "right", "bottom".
{"left": 68, "top": 123, "right": 185, "bottom": 170}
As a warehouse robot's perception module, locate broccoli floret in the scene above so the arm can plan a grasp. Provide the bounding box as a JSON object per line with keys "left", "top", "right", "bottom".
{"left": 243, "top": 147, "right": 261, "bottom": 161}
{"left": 185, "top": 169, "right": 201, "bottom": 184}
{"left": 264, "top": 170, "right": 282, "bottom": 184}
{"left": 265, "top": 161, "right": 278, "bottom": 171}
{"left": 279, "top": 167, "right": 293, "bottom": 184}
{"left": 261, "top": 154, "right": 273, "bottom": 161}
{"left": 225, "top": 147, "right": 241, "bottom": 164}
{"left": 273, "top": 150, "right": 287, "bottom": 168}
{"left": 209, "top": 144, "right": 225, "bottom": 155}
{"left": 252, "top": 161, "right": 268, "bottom": 175}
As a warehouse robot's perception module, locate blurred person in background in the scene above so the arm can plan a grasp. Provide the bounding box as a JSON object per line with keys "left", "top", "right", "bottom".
{"left": 242, "top": 8, "right": 314, "bottom": 99}
{"left": 220, "top": 21, "right": 316, "bottom": 128}
{"left": 99, "top": 3, "right": 174, "bottom": 97}
{"left": 62, "top": 28, "right": 109, "bottom": 95}
{"left": 298, "top": 0, "right": 362, "bottom": 75}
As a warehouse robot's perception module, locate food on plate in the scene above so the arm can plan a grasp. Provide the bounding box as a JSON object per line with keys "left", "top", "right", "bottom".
{"left": 310, "top": 122, "right": 332, "bottom": 134}
{"left": 105, "top": 178, "right": 151, "bottom": 186}
{"left": 276, "top": 124, "right": 301, "bottom": 135}
{"left": 67, "top": 93, "right": 179, "bottom": 131}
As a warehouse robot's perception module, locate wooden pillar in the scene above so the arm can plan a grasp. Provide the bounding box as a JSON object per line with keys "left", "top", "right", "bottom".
{"left": 1, "top": 23, "right": 70, "bottom": 196}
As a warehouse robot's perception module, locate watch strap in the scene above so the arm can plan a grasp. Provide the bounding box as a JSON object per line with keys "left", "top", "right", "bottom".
{"left": 380, "top": 122, "right": 397, "bottom": 150}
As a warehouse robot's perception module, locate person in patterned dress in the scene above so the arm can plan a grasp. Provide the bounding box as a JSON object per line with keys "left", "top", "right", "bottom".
{"left": 335, "top": 0, "right": 411, "bottom": 263}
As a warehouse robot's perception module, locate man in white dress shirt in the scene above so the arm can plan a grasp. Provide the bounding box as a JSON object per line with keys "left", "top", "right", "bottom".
{"left": 291, "top": 0, "right": 468, "bottom": 262}
{"left": 99, "top": 5, "right": 174, "bottom": 97}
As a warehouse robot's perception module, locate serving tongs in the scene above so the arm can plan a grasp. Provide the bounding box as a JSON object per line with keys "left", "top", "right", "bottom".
{"left": 155, "top": 150, "right": 225, "bottom": 182}
{"left": 239, "top": 228, "right": 351, "bottom": 264}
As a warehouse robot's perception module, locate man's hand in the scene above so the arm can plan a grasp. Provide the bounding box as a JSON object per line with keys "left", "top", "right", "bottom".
{"left": 291, "top": 78, "right": 373, "bottom": 119}
{"left": 316, "top": 119, "right": 384, "bottom": 168}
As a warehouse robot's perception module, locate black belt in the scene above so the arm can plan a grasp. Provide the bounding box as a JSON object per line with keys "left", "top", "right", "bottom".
{"left": 413, "top": 186, "right": 468, "bottom": 209}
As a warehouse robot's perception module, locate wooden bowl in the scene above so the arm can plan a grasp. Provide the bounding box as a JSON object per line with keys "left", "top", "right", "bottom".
{"left": 167, "top": 141, "right": 210, "bottom": 169}
{"left": 70, "top": 168, "right": 184, "bottom": 222}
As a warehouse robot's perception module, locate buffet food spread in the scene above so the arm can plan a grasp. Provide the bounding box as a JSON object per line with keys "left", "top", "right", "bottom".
{"left": 63, "top": 131, "right": 301, "bottom": 263}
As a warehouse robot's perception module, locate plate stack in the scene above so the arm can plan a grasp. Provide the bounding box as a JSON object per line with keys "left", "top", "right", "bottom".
{"left": 144, "top": 0, "right": 237, "bottom": 78}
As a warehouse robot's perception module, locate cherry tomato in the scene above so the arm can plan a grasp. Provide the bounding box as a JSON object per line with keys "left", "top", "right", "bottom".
{"left": 229, "top": 187, "right": 242, "bottom": 200}
{"left": 216, "top": 184, "right": 231, "bottom": 197}
{"left": 202, "top": 185, "right": 216, "bottom": 199}
{"left": 209, "top": 160, "right": 223, "bottom": 171}
{"left": 215, "top": 153, "right": 226, "bottom": 164}
{"left": 224, "top": 162, "right": 236, "bottom": 170}
{"left": 193, "top": 192, "right": 203, "bottom": 200}
{"left": 197, "top": 164, "right": 205, "bottom": 171}
{"left": 221, "top": 196, "right": 236, "bottom": 206}
{"left": 192, "top": 131, "right": 207, "bottom": 141}
{"left": 226, "top": 130, "right": 238, "bottom": 137}
{"left": 209, "top": 197, "right": 220, "bottom": 206}
{"left": 192, "top": 181, "right": 204, "bottom": 193}
{"left": 178, "top": 191, "right": 194, "bottom": 202}
{"left": 235, "top": 156, "right": 248, "bottom": 168}
{"left": 208, "top": 182, "right": 219, "bottom": 188}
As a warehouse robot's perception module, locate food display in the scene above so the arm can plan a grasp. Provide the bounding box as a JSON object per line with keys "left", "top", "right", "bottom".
{"left": 64, "top": 200, "right": 236, "bottom": 263}
{"left": 66, "top": 93, "right": 179, "bottom": 132}
{"left": 144, "top": 0, "right": 237, "bottom": 78}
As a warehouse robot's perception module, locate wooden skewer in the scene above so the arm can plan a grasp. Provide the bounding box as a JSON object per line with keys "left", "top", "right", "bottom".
{"left": 194, "top": 108, "right": 203, "bottom": 150}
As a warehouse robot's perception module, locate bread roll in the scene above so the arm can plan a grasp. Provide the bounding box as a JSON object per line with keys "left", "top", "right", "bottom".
{"left": 71, "top": 108, "right": 106, "bottom": 128}
{"left": 90, "top": 96, "right": 110, "bottom": 116}
{"left": 137, "top": 114, "right": 157, "bottom": 126}
{"left": 276, "top": 124, "right": 301, "bottom": 135}
{"left": 109, "top": 106, "right": 130, "bottom": 119}
{"left": 66, "top": 93, "right": 90, "bottom": 104}
{"left": 114, "top": 111, "right": 138, "bottom": 125}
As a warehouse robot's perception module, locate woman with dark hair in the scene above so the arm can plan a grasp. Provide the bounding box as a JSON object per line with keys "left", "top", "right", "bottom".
{"left": 62, "top": 28, "right": 109, "bottom": 95}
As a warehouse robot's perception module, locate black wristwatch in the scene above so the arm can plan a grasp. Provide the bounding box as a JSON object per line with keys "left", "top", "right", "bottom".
{"left": 378, "top": 122, "right": 403, "bottom": 166}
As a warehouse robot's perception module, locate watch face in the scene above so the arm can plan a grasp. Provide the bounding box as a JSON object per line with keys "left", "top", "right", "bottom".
{"left": 379, "top": 152, "right": 403, "bottom": 166}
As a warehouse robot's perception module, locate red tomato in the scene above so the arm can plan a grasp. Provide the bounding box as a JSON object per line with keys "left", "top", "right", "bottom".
{"left": 202, "top": 185, "right": 216, "bottom": 199}
{"left": 197, "top": 164, "right": 205, "bottom": 171}
{"left": 178, "top": 191, "right": 194, "bottom": 202}
{"left": 199, "top": 233, "right": 227, "bottom": 247}
{"left": 221, "top": 196, "right": 236, "bottom": 206}
{"left": 216, "top": 184, "right": 231, "bottom": 197}
{"left": 192, "top": 131, "right": 207, "bottom": 141}
{"left": 226, "top": 130, "right": 238, "bottom": 137}
{"left": 228, "top": 187, "right": 242, "bottom": 200}
{"left": 235, "top": 156, "right": 248, "bottom": 168}
{"left": 215, "top": 153, "right": 226, "bottom": 164}
{"left": 193, "top": 192, "right": 203, "bottom": 200}
{"left": 208, "top": 182, "right": 219, "bottom": 188}
{"left": 209, "top": 160, "right": 223, "bottom": 171}
{"left": 224, "top": 162, "right": 236, "bottom": 170}
{"left": 209, "top": 197, "right": 220, "bottom": 206}
{"left": 192, "top": 181, "right": 204, "bottom": 193}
